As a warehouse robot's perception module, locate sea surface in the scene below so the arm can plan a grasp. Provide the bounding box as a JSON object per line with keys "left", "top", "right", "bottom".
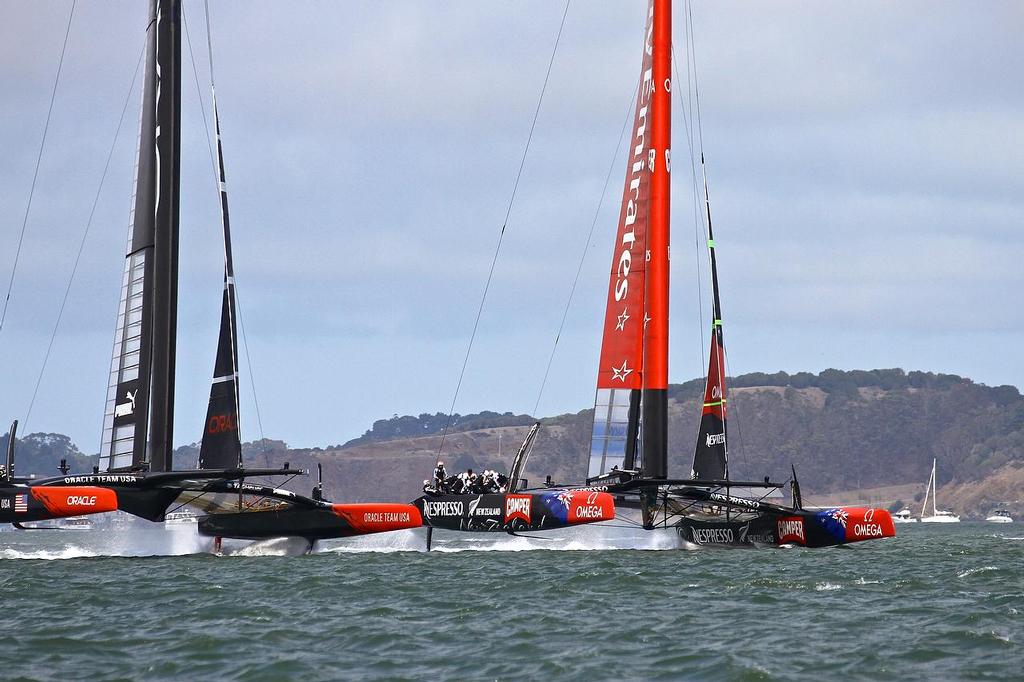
{"left": 0, "top": 521, "right": 1020, "bottom": 681}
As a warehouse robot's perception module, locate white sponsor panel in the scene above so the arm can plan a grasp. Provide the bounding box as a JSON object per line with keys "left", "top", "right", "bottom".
{"left": 363, "top": 511, "right": 411, "bottom": 524}
{"left": 705, "top": 432, "right": 726, "bottom": 447}
{"left": 424, "top": 500, "right": 464, "bottom": 517}
{"left": 691, "top": 527, "right": 734, "bottom": 544}
{"left": 574, "top": 505, "right": 604, "bottom": 519}
{"left": 853, "top": 523, "right": 884, "bottom": 537}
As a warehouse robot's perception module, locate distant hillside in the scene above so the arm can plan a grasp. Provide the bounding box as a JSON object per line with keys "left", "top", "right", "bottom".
{"left": 342, "top": 411, "right": 536, "bottom": 447}
{"left": 259, "top": 368, "right": 1024, "bottom": 518}
{"left": 7, "top": 368, "right": 1023, "bottom": 518}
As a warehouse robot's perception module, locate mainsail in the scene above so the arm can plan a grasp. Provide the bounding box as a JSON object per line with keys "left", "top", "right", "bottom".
{"left": 690, "top": 169, "right": 728, "bottom": 480}
{"left": 198, "top": 95, "right": 242, "bottom": 470}
{"left": 589, "top": 0, "right": 671, "bottom": 480}
{"left": 100, "top": 0, "right": 181, "bottom": 472}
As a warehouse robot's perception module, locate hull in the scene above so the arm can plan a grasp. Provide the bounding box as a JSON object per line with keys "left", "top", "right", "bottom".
{"left": 985, "top": 515, "right": 1013, "bottom": 524}
{"left": 0, "top": 486, "right": 119, "bottom": 524}
{"left": 676, "top": 507, "right": 896, "bottom": 548}
{"left": 197, "top": 503, "right": 422, "bottom": 541}
{"left": 415, "top": 490, "right": 615, "bottom": 532}
{"left": 0, "top": 468, "right": 298, "bottom": 526}
{"left": 920, "top": 514, "right": 960, "bottom": 523}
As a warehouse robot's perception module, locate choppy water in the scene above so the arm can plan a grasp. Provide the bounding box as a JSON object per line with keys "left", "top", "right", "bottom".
{"left": 0, "top": 522, "right": 1020, "bottom": 680}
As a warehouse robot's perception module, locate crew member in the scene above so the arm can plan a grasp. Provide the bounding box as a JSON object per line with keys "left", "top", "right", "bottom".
{"left": 433, "top": 461, "right": 448, "bottom": 492}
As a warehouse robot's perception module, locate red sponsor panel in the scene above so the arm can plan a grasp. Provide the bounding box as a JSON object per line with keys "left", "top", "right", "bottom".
{"left": 207, "top": 413, "right": 237, "bottom": 434}
{"left": 776, "top": 516, "right": 807, "bottom": 545}
{"left": 567, "top": 491, "right": 615, "bottom": 524}
{"left": 842, "top": 507, "right": 896, "bottom": 542}
{"left": 331, "top": 503, "right": 422, "bottom": 534}
{"left": 702, "top": 337, "right": 727, "bottom": 420}
{"left": 31, "top": 487, "right": 118, "bottom": 518}
{"left": 504, "top": 494, "right": 532, "bottom": 525}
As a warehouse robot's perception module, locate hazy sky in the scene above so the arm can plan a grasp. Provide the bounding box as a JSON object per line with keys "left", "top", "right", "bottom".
{"left": 1, "top": 1, "right": 1021, "bottom": 452}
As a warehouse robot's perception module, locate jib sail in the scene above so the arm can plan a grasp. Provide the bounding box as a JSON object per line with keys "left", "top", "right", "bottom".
{"left": 589, "top": 0, "right": 671, "bottom": 480}
{"left": 198, "top": 94, "right": 242, "bottom": 470}
{"left": 100, "top": 0, "right": 181, "bottom": 472}
{"left": 690, "top": 166, "right": 728, "bottom": 480}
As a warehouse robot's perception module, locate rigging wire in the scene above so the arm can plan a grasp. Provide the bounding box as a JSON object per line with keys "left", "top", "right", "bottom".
{"left": 530, "top": 83, "right": 638, "bottom": 419}
{"left": 435, "top": 0, "right": 572, "bottom": 461}
{"left": 672, "top": 45, "right": 707, "bottom": 370}
{"left": 0, "top": 1, "right": 77, "bottom": 339}
{"left": 22, "top": 42, "right": 148, "bottom": 432}
{"left": 184, "top": 3, "right": 270, "bottom": 456}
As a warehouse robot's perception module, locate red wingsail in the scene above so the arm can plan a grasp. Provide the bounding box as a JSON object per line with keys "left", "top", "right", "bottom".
{"left": 594, "top": 3, "right": 657, "bottom": 395}
{"left": 589, "top": 0, "right": 671, "bottom": 478}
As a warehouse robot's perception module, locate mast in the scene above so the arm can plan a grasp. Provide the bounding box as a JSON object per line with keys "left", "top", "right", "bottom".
{"left": 3, "top": 420, "right": 16, "bottom": 481}
{"left": 588, "top": 0, "right": 671, "bottom": 480}
{"left": 99, "top": 0, "right": 180, "bottom": 472}
{"left": 920, "top": 459, "right": 933, "bottom": 518}
{"left": 641, "top": 0, "right": 671, "bottom": 480}
{"left": 198, "top": 93, "right": 243, "bottom": 470}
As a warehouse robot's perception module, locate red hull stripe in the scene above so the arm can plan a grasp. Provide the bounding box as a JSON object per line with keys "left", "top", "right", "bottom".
{"left": 30, "top": 487, "right": 119, "bottom": 518}
{"left": 331, "top": 503, "right": 423, "bottom": 534}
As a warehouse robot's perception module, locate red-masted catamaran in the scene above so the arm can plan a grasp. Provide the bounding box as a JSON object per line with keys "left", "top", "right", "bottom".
{"left": 583, "top": 0, "right": 894, "bottom": 547}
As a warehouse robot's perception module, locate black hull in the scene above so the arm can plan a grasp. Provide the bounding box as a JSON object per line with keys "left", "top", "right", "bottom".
{"left": 0, "top": 468, "right": 296, "bottom": 525}
{"left": 415, "top": 490, "right": 614, "bottom": 533}
{"left": 194, "top": 494, "right": 422, "bottom": 542}
{"left": 676, "top": 506, "right": 896, "bottom": 548}
{"left": 198, "top": 507, "right": 358, "bottom": 541}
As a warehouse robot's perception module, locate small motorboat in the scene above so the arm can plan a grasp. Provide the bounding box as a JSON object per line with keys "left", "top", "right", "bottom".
{"left": 985, "top": 509, "right": 1013, "bottom": 523}
{"left": 893, "top": 508, "right": 916, "bottom": 523}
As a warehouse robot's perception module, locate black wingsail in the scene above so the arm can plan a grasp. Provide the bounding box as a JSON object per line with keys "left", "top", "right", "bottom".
{"left": 690, "top": 162, "right": 729, "bottom": 480}
{"left": 198, "top": 95, "right": 242, "bottom": 470}
{"left": 100, "top": 0, "right": 180, "bottom": 472}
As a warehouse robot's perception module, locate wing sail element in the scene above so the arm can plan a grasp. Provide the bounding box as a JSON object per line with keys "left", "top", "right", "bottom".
{"left": 589, "top": 0, "right": 671, "bottom": 480}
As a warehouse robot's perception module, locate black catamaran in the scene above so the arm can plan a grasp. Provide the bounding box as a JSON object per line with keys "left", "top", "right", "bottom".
{"left": 0, "top": 0, "right": 297, "bottom": 529}
{"left": 413, "top": 423, "right": 615, "bottom": 544}
{"left": 583, "top": 0, "right": 894, "bottom": 548}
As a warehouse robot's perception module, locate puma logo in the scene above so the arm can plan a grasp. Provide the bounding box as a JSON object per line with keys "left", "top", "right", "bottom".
{"left": 114, "top": 389, "right": 137, "bottom": 418}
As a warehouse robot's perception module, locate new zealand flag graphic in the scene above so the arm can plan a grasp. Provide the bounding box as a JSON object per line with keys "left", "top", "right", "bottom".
{"left": 817, "top": 508, "right": 849, "bottom": 542}
{"left": 540, "top": 490, "right": 574, "bottom": 523}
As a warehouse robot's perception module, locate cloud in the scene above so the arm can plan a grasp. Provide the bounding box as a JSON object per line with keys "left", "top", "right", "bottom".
{"left": 0, "top": 1, "right": 1020, "bottom": 450}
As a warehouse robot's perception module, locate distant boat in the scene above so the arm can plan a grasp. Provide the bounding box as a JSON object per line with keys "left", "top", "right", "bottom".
{"left": 919, "top": 458, "right": 960, "bottom": 523}
{"left": 893, "top": 508, "right": 916, "bottom": 523}
{"left": 59, "top": 516, "right": 94, "bottom": 530}
{"left": 985, "top": 509, "right": 1013, "bottom": 524}
{"left": 164, "top": 510, "right": 198, "bottom": 526}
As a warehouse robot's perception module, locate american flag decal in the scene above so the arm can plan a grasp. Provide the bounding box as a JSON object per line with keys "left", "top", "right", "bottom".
{"left": 14, "top": 494, "right": 28, "bottom": 513}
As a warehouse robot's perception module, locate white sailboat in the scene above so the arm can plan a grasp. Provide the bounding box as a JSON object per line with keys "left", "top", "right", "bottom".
{"left": 919, "top": 458, "right": 960, "bottom": 523}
